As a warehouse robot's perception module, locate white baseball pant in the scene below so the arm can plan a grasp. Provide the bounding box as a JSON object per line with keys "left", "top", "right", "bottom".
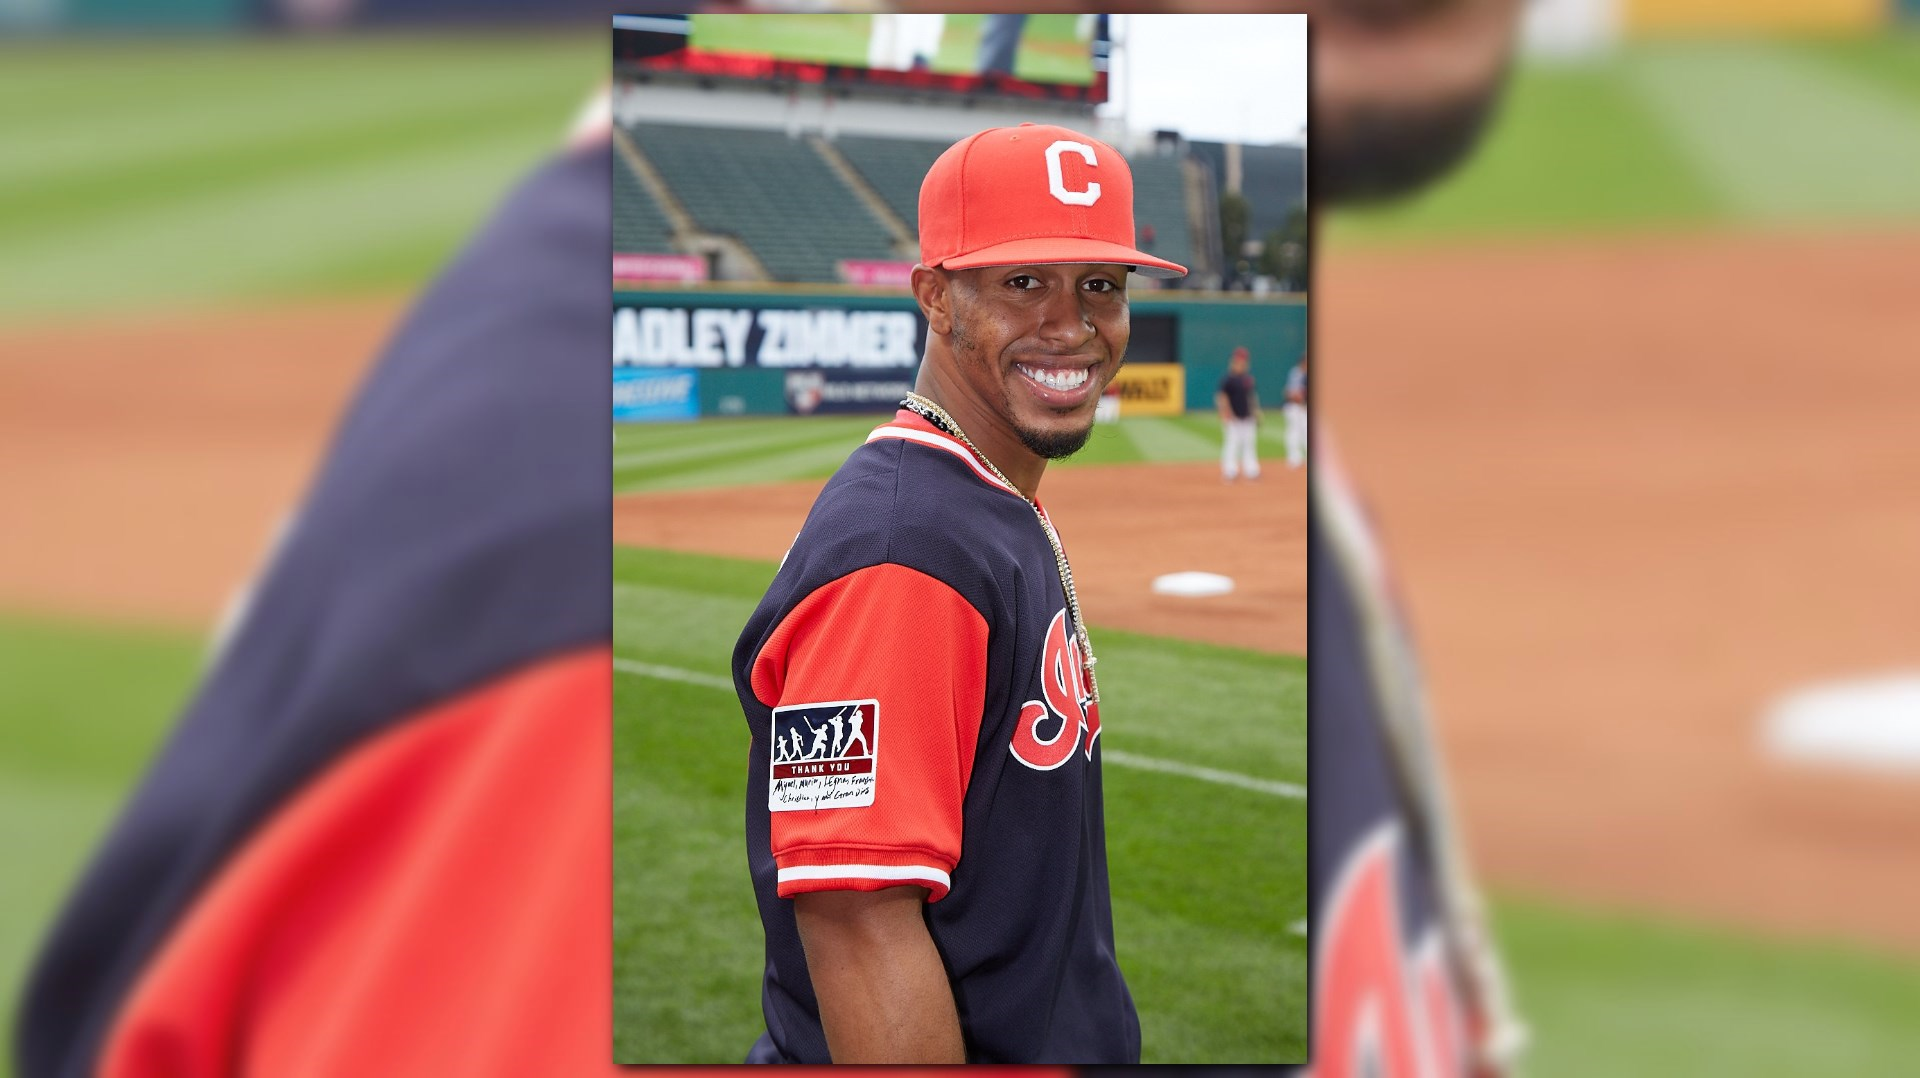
{"left": 1222, "top": 417, "right": 1260, "bottom": 480}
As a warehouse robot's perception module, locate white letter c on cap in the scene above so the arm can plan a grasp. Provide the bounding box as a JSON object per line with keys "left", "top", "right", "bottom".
{"left": 1045, "top": 141, "right": 1101, "bottom": 207}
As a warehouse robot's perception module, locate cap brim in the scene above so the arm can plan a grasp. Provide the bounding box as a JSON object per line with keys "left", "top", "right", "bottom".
{"left": 939, "top": 237, "right": 1188, "bottom": 280}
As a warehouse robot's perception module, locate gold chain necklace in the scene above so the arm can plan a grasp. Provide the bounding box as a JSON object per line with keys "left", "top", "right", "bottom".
{"left": 901, "top": 392, "right": 1099, "bottom": 703}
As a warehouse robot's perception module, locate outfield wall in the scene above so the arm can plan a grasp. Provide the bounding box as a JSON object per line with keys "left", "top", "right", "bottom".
{"left": 613, "top": 287, "right": 1306, "bottom": 420}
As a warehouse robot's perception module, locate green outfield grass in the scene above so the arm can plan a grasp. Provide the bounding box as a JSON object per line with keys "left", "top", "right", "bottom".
{"left": 0, "top": 604, "right": 1917, "bottom": 1074}
{"left": 1329, "top": 33, "right": 1920, "bottom": 245}
{"left": 613, "top": 411, "right": 1294, "bottom": 495}
{"left": 611, "top": 544, "right": 1308, "bottom": 1063}
{"left": 1499, "top": 897, "right": 1920, "bottom": 1077}
{"left": 0, "top": 34, "right": 602, "bottom": 323}
{"left": 691, "top": 13, "right": 1093, "bottom": 86}
{"left": 0, "top": 615, "right": 205, "bottom": 1078}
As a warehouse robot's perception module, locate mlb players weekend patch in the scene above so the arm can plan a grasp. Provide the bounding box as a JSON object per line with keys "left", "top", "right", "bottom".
{"left": 769, "top": 699, "right": 877, "bottom": 812}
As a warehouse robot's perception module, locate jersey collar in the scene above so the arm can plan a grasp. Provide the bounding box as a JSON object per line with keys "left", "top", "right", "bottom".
{"left": 867, "top": 409, "right": 1024, "bottom": 499}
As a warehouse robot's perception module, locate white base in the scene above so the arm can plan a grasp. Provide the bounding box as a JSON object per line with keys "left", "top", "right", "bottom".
{"left": 1761, "top": 671, "right": 1920, "bottom": 773}
{"left": 1150, "top": 571, "right": 1235, "bottom": 598}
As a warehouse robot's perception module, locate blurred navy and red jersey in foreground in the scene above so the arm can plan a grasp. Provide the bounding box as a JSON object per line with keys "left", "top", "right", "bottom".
{"left": 14, "top": 135, "right": 619, "bottom": 1078}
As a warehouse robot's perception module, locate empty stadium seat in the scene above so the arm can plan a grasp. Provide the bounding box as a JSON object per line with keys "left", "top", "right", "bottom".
{"left": 1127, "top": 153, "right": 1194, "bottom": 273}
{"left": 624, "top": 123, "right": 900, "bottom": 284}
{"left": 832, "top": 134, "right": 950, "bottom": 235}
{"left": 613, "top": 154, "right": 676, "bottom": 254}
{"left": 1191, "top": 140, "right": 1305, "bottom": 242}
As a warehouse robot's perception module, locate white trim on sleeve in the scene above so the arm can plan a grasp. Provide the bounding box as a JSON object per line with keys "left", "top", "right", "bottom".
{"left": 777, "top": 863, "right": 953, "bottom": 890}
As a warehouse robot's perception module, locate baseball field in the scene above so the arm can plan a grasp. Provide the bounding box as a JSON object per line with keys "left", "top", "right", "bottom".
{"left": 6, "top": 28, "right": 1920, "bottom": 1077}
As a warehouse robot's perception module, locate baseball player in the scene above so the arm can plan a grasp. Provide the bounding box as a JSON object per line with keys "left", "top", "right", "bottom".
{"left": 1216, "top": 344, "right": 1261, "bottom": 481}
{"left": 1285, "top": 355, "right": 1308, "bottom": 468}
{"left": 733, "top": 122, "right": 1185, "bottom": 1064}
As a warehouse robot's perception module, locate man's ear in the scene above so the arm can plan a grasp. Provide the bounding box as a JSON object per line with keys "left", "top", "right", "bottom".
{"left": 911, "top": 264, "right": 953, "bottom": 337}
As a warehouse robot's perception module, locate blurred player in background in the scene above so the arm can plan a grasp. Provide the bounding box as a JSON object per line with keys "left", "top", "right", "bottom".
{"left": 1285, "top": 355, "right": 1307, "bottom": 469}
{"left": 976, "top": 13, "right": 1027, "bottom": 77}
{"left": 14, "top": 1, "right": 1529, "bottom": 1075}
{"left": 1217, "top": 345, "right": 1262, "bottom": 482}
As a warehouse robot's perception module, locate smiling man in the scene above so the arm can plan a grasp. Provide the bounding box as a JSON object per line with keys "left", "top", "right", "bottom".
{"left": 731, "top": 123, "right": 1183, "bottom": 1064}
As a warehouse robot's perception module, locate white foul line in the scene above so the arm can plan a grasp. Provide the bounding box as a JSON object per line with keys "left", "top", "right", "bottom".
{"left": 1102, "top": 750, "right": 1306, "bottom": 800}
{"left": 613, "top": 658, "right": 1305, "bottom": 800}
{"left": 614, "top": 657, "right": 733, "bottom": 691}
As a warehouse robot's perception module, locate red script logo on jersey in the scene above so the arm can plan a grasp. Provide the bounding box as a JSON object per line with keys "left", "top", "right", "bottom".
{"left": 1305, "top": 824, "right": 1470, "bottom": 1078}
{"left": 1010, "top": 608, "right": 1102, "bottom": 770}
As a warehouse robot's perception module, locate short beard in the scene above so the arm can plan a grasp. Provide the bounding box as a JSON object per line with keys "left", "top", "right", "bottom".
{"left": 1016, "top": 420, "right": 1094, "bottom": 460}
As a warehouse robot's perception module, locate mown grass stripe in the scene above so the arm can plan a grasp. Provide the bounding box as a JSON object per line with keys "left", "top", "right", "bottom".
{"left": 1328, "top": 53, "right": 1727, "bottom": 244}
{"left": 613, "top": 423, "right": 864, "bottom": 486}
{"left": 0, "top": 37, "right": 595, "bottom": 148}
{"left": 617, "top": 435, "right": 861, "bottom": 494}
{"left": 610, "top": 414, "right": 1295, "bottom": 493}
{"left": 1792, "top": 32, "right": 1920, "bottom": 109}
{"left": 613, "top": 418, "right": 863, "bottom": 471}
{"left": 1624, "top": 40, "right": 1920, "bottom": 221}
{"left": 0, "top": 128, "right": 545, "bottom": 319}
{"left": 0, "top": 46, "right": 583, "bottom": 205}
{"left": 0, "top": 89, "right": 576, "bottom": 247}
{"left": 1053, "top": 420, "right": 1147, "bottom": 467}
{"left": 1119, "top": 415, "right": 1223, "bottom": 462}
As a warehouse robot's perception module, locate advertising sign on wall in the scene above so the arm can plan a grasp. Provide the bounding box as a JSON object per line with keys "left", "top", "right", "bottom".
{"left": 614, "top": 305, "right": 926, "bottom": 369}
{"left": 1109, "top": 363, "right": 1185, "bottom": 417}
{"left": 784, "top": 369, "right": 919, "bottom": 416}
{"left": 614, "top": 253, "right": 708, "bottom": 283}
{"left": 612, "top": 286, "right": 1307, "bottom": 417}
{"left": 613, "top": 366, "right": 699, "bottom": 422}
{"left": 836, "top": 260, "right": 916, "bottom": 287}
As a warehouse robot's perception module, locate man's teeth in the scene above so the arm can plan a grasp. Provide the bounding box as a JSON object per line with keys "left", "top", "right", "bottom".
{"left": 1020, "top": 365, "right": 1089, "bottom": 391}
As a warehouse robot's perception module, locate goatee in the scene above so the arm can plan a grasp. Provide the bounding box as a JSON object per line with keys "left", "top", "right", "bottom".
{"left": 1017, "top": 420, "right": 1094, "bottom": 461}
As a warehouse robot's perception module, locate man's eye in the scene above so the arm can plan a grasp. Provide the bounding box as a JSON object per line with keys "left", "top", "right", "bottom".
{"left": 1008, "top": 275, "right": 1037, "bottom": 289}
{"left": 1085, "top": 279, "right": 1117, "bottom": 293}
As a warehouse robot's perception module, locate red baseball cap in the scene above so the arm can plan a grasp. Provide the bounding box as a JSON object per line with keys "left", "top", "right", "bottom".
{"left": 919, "top": 123, "right": 1188, "bottom": 279}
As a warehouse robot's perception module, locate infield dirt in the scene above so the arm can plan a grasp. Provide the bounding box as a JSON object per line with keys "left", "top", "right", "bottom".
{"left": 7, "top": 230, "right": 1920, "bottom": 954}
{"left": 0, "top": 298, "right": 399, "bottom": 628}
{"left": 613, "top": 462, "right": 1309, "bottom": 657}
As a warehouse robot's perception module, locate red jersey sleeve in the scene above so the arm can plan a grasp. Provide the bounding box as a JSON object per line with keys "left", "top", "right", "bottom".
{"left": 749, "top": 562, "right": 987, "bottom": 902}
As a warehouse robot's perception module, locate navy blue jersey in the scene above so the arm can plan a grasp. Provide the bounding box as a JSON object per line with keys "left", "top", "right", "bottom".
{"left": 1219, "top": 370, "right": 1258, "bottom": 418}
{"left": 733, "top": 409, "right": 1136, "bottom": 1065}
{"left": 1297, "top": 448, "right": 1517, "bottom": 1076}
